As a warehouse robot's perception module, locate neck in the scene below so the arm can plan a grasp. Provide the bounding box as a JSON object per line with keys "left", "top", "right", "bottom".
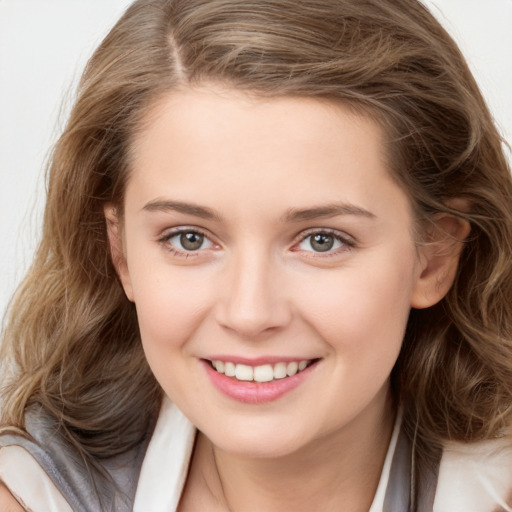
{"left": 196, "top": 390, "right": 396, "bottom": 512}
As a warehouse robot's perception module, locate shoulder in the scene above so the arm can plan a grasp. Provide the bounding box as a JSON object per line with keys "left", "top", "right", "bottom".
{"left": 1, "top": 402, "right": 152, "bottom": 512}
{"left": 0, "top": 418, "right": 72, "bottom": 512}
{"left": 435, "top": 435, "right": 512, "bottom": 512}
{"left": 0, "top": 482, "right": 25, "bottom": 512}
{"left": 0, "top": 445, "right": 73, "bottom": 512}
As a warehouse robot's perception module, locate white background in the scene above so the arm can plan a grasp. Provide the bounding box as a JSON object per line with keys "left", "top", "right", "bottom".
{"left": 1, "top": 0, "right": 511, "bottom": 320}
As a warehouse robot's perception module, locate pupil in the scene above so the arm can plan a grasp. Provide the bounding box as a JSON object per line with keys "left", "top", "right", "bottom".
{"left": 180, "top": 232, "right": 204, "bottom": 251}
{"left": 311, "top": 234, "right": 334, "bottom": 252}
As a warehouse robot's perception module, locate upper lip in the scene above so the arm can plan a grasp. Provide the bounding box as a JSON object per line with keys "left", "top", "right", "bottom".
{"left": 203, "top": 355, "right": 319, "bottom": 366}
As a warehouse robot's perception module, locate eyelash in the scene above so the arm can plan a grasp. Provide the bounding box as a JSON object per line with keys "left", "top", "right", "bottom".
{"left": 291, "top": 228, "right": 356, "bottom": 257}
{"left": 158, "top": 227, "right": 215, "bottom": 258}
{"left": 157, "top": 227, "right": 356, "bottom": 258}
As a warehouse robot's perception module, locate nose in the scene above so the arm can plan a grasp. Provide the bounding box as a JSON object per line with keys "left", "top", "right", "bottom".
{"left": 215, "top": 248, "right": 292, "bottom": 338}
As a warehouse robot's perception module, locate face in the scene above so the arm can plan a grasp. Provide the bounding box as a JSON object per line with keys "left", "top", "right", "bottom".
{"left": 112, "top": 87, "right": 436, "bottom": 458}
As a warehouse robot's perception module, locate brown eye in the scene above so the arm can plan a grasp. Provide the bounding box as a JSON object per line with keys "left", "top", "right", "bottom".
{"left": 180, "top": 232, "right": 205, "bottom": 251}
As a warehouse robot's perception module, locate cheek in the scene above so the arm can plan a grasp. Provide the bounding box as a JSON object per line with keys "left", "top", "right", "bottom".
{"left": 295, "top": 248, "right": 417, "bottom": 360}
{"left": 129, "top": 263, "right": 215, "bottom": 352}
{"left": 130, "top": 268, "right": 215, "bottom": 400}
{"left": 128, "top": 265, "right": 224, "bottom": 412}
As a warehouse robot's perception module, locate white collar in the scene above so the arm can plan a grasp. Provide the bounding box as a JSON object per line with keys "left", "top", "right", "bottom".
{"left": 133, "top": 398, "right": 196, "bottom": 512}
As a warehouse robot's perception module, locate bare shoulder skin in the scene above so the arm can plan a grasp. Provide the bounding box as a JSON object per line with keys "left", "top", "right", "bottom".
{"left": 0, "top": 483, "right": 25, "bottom": 512}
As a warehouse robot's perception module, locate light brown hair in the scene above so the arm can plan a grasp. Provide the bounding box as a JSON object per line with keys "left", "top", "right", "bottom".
{"left": 2, "top": 0, "right": 512, "bottom": 492}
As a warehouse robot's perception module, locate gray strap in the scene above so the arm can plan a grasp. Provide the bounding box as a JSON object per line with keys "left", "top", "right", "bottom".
{"left": 415, "top": 451, "right": 440, "bottom": 512}
{"left": 383, "top": 427, "right": 412, "bottom": 511}
{"left": 0, "top": 406, "right": 149, "bottom": 512}
{"left": 383, "top": 428, "right": 440, "bottom": 512}
{"left": 0, "top": 432, "right": 88, "bottom": 511}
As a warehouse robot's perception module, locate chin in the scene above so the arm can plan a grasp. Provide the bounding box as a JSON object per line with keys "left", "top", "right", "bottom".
{"left": 207, "top": 422, "right": 311, "bottom": 459}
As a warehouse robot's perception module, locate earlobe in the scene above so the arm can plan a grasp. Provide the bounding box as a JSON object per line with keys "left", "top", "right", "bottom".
{"left": 104, "top": 203, "right": 134, "bottom": 302}
{"left": 411, "top": 213, "right": 471, "bottom": 309}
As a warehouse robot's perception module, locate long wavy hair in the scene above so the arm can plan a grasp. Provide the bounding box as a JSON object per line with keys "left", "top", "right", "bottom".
{"left": 2, "top": 0, "right": 512, "bottom": 496}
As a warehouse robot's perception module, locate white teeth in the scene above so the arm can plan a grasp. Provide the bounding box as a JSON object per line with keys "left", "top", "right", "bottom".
{"left": 286, "top": 361, "right": 298, "bottom": 376}
{"left": 254, "top": 364, "right": 274, "bottom": 383}
{"left": 273, "top": 362, "right": 287, "bottom": 379}
{"left": 225, "top": 362, "right": 236, "bottom": 377}
{"left": 212, "top": 359, "right": 313, "bottom": 382}
{"left": 235, "top": 364, "right": 254, "bottom": 381}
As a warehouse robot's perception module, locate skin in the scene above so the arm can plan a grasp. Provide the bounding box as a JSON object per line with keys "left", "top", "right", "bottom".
{"left": 106, "top": 86, "right": 468, "bottom": 511}
{"left": 0, "top": 483, "right": 25, "bottom": 511}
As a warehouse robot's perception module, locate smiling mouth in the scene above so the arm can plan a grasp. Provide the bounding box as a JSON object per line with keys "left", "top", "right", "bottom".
{"left": 208, "top": 359, "right": 318, "bottom": 383}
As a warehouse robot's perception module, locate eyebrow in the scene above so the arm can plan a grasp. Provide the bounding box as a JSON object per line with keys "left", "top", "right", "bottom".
{"left": 142, "top": 199, "right": 222, "bottom": 221}
{"left": 142, "top": 199, "right": 375, "bottom": 223}
{"left": 283, "top": 203, "right": 376, "bottom": 222}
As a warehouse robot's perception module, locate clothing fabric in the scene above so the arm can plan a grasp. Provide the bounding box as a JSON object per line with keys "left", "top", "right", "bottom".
{"left": 1, "top": 397, "right": 512, "bottom": 512}
{"left": 0, "top": 403, "right": 150, "bottom": 512}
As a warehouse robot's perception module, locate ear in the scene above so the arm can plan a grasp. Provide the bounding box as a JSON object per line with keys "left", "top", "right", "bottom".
{"left": 104, "top": 203, "right": 134, "bottom": 302}
{"left": 411, "top": 210, "right": 471, "bottom": 309}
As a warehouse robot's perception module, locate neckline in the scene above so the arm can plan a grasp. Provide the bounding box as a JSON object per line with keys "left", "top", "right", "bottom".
{"left": 133, "top": 398, "right": 405, "bottom": 512}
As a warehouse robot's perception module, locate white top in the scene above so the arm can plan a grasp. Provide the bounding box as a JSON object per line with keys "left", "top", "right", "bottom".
{"left": 1, "top": 397, "right": 512, "bottom": 511}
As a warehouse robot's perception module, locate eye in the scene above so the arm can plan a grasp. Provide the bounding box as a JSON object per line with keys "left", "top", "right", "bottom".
{"left": 162, "top": 229, "right": 214, "bottom": 253}
{"left": 295, "top": 230, "right": 353, "bottom": 254}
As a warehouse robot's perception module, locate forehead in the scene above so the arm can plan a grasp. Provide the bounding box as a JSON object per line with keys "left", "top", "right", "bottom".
{"left": 131, "top": 86, "right": 386, "bottom": 162}
{"left": 126, "top": 87, "right": 408, "bottom": 222}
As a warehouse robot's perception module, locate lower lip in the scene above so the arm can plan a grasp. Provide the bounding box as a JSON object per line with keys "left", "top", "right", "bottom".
{"left": 202, "top": 360, "right": 318, "bottom": 404}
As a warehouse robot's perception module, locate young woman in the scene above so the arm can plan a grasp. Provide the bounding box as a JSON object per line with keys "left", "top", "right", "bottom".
{"left": 1, "top": 1, "right": 512, "bottom": 511}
